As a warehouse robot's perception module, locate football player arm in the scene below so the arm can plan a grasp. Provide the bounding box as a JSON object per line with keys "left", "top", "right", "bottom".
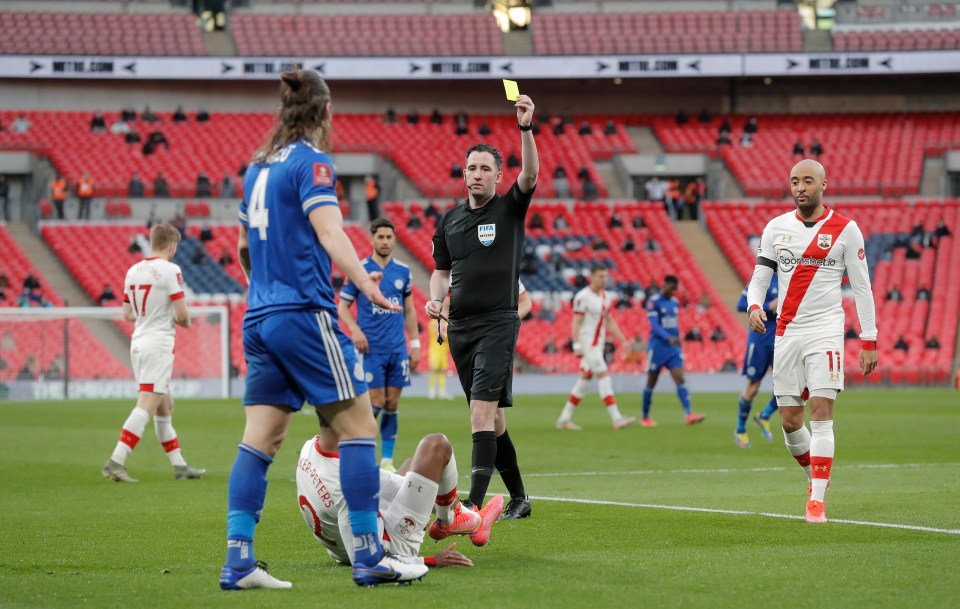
{"left": 571, "top": 313, "right": 584, "bottom": 356}
{"left": 122, "top": 300, "right": 136, "bottom": 322}
{"left": 606, "top": 312, "right": 627, "bottom": 344}
{"left": 173, "top": 297, "right": 191, "bottom": 328}
{"left": 844, "top": 223, "right": 879, "bottom": 375}
{"left": 747, "top": 228, "right": 777, "bottom": 332}
{"left": 516, "top": 95, "right": 539, "bottom": 194}
{"left": 646, "top": 308, "right": 672, "bottom": 342}
{"left": 237, "top": 224, "right": 251, "bottom": 284}
{"left": 403, "top": 294, "right": 421, "bottom": 370}
{"left": 337, "top": 296, "right": 368, "bottom": 353}
{"left": 309, "top": 206, "right": 400, "bottom": 312}
{"left": 736, "top": 287, "right": 749, "bottom": 313}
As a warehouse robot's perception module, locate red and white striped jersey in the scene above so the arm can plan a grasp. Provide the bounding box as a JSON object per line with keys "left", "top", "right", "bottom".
{"left": 748, "top": 207, "right": 877, "bottom": 342}
{"left": 573, "top": 286, "right": 611, "bottom": 347}
{"left": 123, "top": 257, "right": 185, "bottom": 344}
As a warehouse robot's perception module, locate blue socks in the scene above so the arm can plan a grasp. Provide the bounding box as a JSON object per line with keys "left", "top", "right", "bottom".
{"left": 760, "top": 396, "right": 779, "bottom": 419}
{"left": 338, "top": 438, "right": 383, "bottom": 567}
{"left": 371, "top": 404, "right": 382, "bottom": 419}
{"left": 677, "top": 383, "right": 692, "bottom": 415}
{"left": 737, "top": 396, "right": 752, "bottom": 433}
{"left": 642, "top": 387, "right": 653, "bottom": 418}
{"left": 380, "top": 411, "right": 398, "bottom": 461}
{"left": 226, "top": 443, "right": 272, "bottom": 570}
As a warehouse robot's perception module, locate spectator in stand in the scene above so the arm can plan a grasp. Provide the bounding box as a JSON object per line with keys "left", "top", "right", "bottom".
{"left": 622, "top": 235, "right": 636, "bottom": 253}
{"left": 667, "top": 179, "right": 682, "bottom": 218}
{"left": 644, "top": 176, "right": 667, "bottom": 204}
{"left": 719, "top": 119, "right": 732, "bottom": 135}
{"left": 554, "top": 215, "right": 569, "bottom": 231}
{"left": 50, "top": 174, "right": 67, "bottom": 219}
{"left": 406, "top": 109, "right": 419, "bottom": 125}
{"left": 384, "top": 108, "right": 396, "bottom": 124}
{"left": 196, "top": 171, "right": 212, "bottom": 198}
{"left": 17, "top": 355, "right": 39, "bottom": 380}
{"left": 554, "top": 174, "right": 571, "bottom": 198}
{"left": 506, "top": 150, "right": 520, "bottom": 169}
{"left": 609, "top": 211, "right": 623, "bottom": 229}
{"left": 153, "top": 172, "right": 170, "bottom": 198}
{"left": 683, "top": 180, "right": 702, "bottom": 221}
{"left": 91, "top": 111, "right": 107, "bottom": 133}
{"left": 142, "top": 106, "right": 160, "bottom": 123}
{"left": 935, "top": 219, "right": 951, "bottom": 238}
{"left": 675, "top": 109, "right": 688, "bottom": 126}
{"left": 121, "top": 105, "right": 136, "bottom": 122}
{"left": 110, "top": 117, "right": 131, "bottom": 135}
{"left": 196, "top": 108, "right": 210, "bottom": 123}
{"left": 645, "top": 237, "right": 660, "bottom": 252}
{"left": 633, "top": 214, "right": 646, "bottom": 229}
{"left": 698, "top": 108, "right": 711, "bottom": 124}
{"left": 221, "top": 173, "right": 234, "bottom": 198}
{"left": 592, "top": 237, "right": 610, "bottom": 252}
{"left": 0, "top": 273, "right": 9, "bottom": 302}
{"left": 528, "top": 211, "right": 544, "bottom": 230}
{"left": 125, "top": 130, "right": 142, "bottom": 145}
{"left": 710, "top": 325, "right": 725, "bottom": 343}
{"left": 193, "top": 247, "right": 208, "bottom": 266}
{"left": 238, "top": 162, "right": 247, "bottom": 178}
{"left": 554, "top": 164, "right": 568, "bottom": 179}
{"left": 173, "top": 106, "right": 188, "bottom": 123}
{"left": 199, "top": 223, "right": 214, "bottom": 243}
{"left": 128, "top": 172, "right": 145, "bottom": 198}
{"left": 11, "top": 114, "right": 31, "bottom": 134}
{"left": 553, "top": 120, "right": 565, "bottom": 136}
{"left": 916, "top": 285, "right": 931, "bottom": 301}
{"left": 577, "top": 165, "right": 590, "bottom": 183}
{"left": 478, "top": 121, "right": 492, "bottom": 136}
{"left": 886, "top": 285, "right": 903, "bottom": 301}
{"left": 684, "top": 327, "right": 703, "bottom": 342}
{"left": 430, "top": 108, "right": 442, "bottom": 125}
{"left": 925, "top": 336, "right": 941, "bottom": 350}
{"left": 793, "top": 140, "right": 805, "bottom": 156}
{"left": 45, "top": 355, "right": 65, "bottom": 380}
{"left": 743, "top": 116, "right": 758, "bottom": 134}
{"left": 219, "top": 248, "right": 234, "bottom": 267}
{"left": 603, "top": 120, "right": 617, "bottom": 136}
{"left": 406, "top": 214, "right": 422, "bottom": 229}
{"left": 810, "top": 138, "right": 823, "bottom": 157}
{"left": 364, "top": 175, "right": 380, "bottom": 221}
{"left": 450, "top": 162, "right": 463, "bottom": 179}
{"left": 581, "top": 176, "right": 599, "bottom": 202}
{"left": 740, "top": 132, "right": 754, "bottom": 148}
{"left": 424, "top": 202, "right": 441, "bottom": 223}
{"left": 716, "top": 131, "right": 732, "bottom": 146}
{"left": 454, "top": 112, "right": 468, "bottom": 136}
{"left": 543, "top": 337, "right": 558, "bottom": 355}
{"left": 0, "top": 175, "right": 9, "bottom": 222}
{"left": 98, "top": 283, "right": 117, "bottom": 306}
{"left": 894, "top": 335, "right": 909, "bottom": 351}
{"left": 578, "top": 121, "right": 592, "bottom": 136}
{"left": 170, "top": 212, "right": 187, "bottom": 237}
{"left": 77, "top": 172, "right": 94, "bottom": 220}
{"left": 142, "top": 130, "right": 169, "bottom": 156}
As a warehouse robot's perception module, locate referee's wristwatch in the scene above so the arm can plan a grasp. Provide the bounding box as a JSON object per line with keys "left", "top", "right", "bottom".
{"left": 518, "top": 123, "right": 534, "bottom": 132}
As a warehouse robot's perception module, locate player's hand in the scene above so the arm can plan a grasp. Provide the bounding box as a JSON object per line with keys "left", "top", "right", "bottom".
{"left": 408, "top": 347, "right": 421, "bottom": 371}
{"left": 433, "top": 543, "right": 473, "bottom": 568}
{"left": 425, "top": 299, "right": 444, "bottom": 320}
{"left": 358, "top": 274, "right": 401, "bottom": 313}
{"left": 515, "top": 94, "right": 535, "bottom": 126}
{"left": 749, "top": 309, "right": 767, "bottom": 333}
{"left": 573, "top": 345, "right": 583, "bottom": 358}
{"left": 175, "top": 316, "right": 191, "bottom": 328}
{"left": 859, "top": 349, "right": 878, "bottom": 376}
{"left": 668, "top": 336, "right": 681, "bottom": 347}
{"left": 352, "top": 329, "right": 369, "bottom": 354}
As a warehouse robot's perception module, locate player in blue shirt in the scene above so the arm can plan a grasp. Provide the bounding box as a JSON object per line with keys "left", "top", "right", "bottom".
{"left": 734, "top": 275, "right": 780, "bottom": 448}
{"left": 338, "top": 217, "right": 421, "bottom": 472}
{"left": 641, "top": 275, "right": 705, "bottom": 426}
{"left": 221, "top": 70, "right": 427, "bottom": 590}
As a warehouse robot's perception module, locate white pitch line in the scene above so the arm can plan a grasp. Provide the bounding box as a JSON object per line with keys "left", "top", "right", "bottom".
{"left": 527, "top": 495, "right": 960, "bottom": 536}
{"left": 524, "top": 462, "right": 960, "bottom": 478}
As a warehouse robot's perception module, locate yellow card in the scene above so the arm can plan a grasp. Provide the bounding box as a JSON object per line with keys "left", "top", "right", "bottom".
{"left": 503, "top": 79, "right": 519, "bottom": 101}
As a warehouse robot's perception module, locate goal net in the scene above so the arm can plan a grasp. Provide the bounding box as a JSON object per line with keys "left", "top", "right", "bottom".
{"left": 0, "top": 305, "right": 230, "bottom": 400}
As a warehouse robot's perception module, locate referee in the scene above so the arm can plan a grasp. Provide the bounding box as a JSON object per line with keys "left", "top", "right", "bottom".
{"left": 425, "top": 94, "right": 538, "bottom": 520}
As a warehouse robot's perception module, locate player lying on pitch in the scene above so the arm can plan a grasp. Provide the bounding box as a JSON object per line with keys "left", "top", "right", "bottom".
{"left": 296, "top": 418, "right": 504, "bottom": 576}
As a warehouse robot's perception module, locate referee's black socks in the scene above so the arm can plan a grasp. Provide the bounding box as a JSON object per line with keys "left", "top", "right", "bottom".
{"left": 468, "top": 431, "right": 497, "bottom": 507}
{"left": 495, "top": 430, "right": 526, "bottom": 499}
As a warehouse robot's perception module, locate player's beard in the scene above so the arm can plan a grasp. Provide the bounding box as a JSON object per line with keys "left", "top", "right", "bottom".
{"left": 794, "top": 190, "right": 821, "bottom": 216}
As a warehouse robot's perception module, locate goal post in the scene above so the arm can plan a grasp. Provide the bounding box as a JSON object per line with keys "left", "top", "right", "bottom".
{"left": 0, "top": 305, "right": 231, "bottom": 400}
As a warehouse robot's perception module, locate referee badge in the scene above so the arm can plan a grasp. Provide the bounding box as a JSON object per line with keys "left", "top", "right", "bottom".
{"left": 478, "top": 223, "right": 496, "bottom": 246}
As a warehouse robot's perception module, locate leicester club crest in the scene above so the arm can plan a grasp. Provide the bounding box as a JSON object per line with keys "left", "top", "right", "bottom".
{"left": 817, "top": 233, "right": 832, "bottom": 250}
{"left": 478, "top": 223, "right": 496, "bottom": 246}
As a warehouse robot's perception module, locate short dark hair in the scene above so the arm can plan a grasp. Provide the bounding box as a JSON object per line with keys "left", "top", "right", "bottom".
{"left": 369, "top": 217, "right": 395, "bottom": 235}
{"left": 591, "top": 265, "right": 607, "bottom": 275}
{"left": 465, "top": 143, "right": 502, "bottom": 171}
{"left": 663, "top": 274, "right": 679, "bottom": 285}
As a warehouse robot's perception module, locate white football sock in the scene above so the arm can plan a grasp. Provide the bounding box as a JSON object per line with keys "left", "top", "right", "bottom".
{"left": 560, "top": 378, "right": 589, "bottom": 421}
{"left": 154, "top": 415, "right": 187, "bottom": 467}
{"left": 110, "top": 407, "right": 150, "bottom": 466}
{"left": 809, "top": 420, "right": 835, "bottom": 502}
{"left": 436, "top": 453, "right": 459, "bottom": 525}
{"left": 783, "top": 425, "right": 813, "bottom": 481}
{"left": 597, "top": 376, "right": 623, "bottom": 420}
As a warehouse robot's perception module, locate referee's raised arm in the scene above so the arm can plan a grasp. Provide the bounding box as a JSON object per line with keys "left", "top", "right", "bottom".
{"left": 515, "top": 95, "right": 539, "bottom": 194}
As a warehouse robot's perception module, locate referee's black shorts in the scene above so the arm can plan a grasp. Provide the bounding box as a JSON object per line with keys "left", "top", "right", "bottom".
{"left": 447, "top": 311, "right": 520, "bottom": 408}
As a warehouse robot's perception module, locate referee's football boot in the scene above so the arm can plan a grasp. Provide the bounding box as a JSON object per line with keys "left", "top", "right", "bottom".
{"left": 102, "top": 459, "right": 138, "bottom": 483}
{"left": 352, "top": 552, "right": 429, "bottom": 587}
{"left": 219, "top": 561, "right": 292, "bottom": 590}
{"left": 499, "top": 495, "right": 532, "bottom": 520}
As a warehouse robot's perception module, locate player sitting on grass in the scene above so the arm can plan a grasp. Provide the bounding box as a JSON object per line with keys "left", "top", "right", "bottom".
{"left": 297, "top": 418, "right": 503, "bottom": 573}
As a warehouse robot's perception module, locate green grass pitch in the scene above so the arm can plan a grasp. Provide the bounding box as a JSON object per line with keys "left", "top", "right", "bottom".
{"left": 1, "top": 389, "right": 958, "bottom": 609}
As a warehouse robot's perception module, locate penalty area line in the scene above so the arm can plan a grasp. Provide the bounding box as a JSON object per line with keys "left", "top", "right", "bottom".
{"left": 524, "top": 462, "right": 960, "bottom": 478}
{"left": 525, "top": 495, "right": 960, "bottom": 536}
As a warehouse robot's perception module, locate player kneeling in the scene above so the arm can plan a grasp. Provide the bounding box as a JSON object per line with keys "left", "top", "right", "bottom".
{"left": 296, "top": 423, "right": 503, "bottom": 585}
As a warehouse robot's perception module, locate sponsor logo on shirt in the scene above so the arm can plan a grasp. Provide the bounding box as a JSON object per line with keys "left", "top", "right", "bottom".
{"left": 478, "top": 223, "right": 496, "bottom": 246}
{"left": 858, "top": 248, "right": 865, "bottom": 260}
{"left": 776, "top": 247, "right": 837, "bottom": 273}
{"left": 313, "top": 163, "right": 333, "bottom": 186}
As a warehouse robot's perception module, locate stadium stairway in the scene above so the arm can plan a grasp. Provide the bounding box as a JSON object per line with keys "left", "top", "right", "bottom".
{"left": 4, "top": 222, "right": 132, "bottom": 370}
{"left": 673, "top": 220, "right": 748, "bottom": 329}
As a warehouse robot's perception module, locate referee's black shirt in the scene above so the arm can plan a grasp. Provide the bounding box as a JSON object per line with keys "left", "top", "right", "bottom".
{"left": 432, "top": 180, "right": 534, "bottom": 320}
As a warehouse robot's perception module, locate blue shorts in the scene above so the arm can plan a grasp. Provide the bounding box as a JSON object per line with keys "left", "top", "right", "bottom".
{"left": 647, "top": 342, "right": 684, "bottom": 372}
{"left": 362, "top": 351, "right": 411, "bottom": 389}
{"left": 741, "top": 336, "right": 775, "bottom": 382}
{"left": 242, "top": 309, "right": 368, "bottom": 410}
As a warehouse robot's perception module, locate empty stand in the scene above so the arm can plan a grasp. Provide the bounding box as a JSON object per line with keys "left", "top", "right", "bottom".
{"left": 834, "top": 27, "right": 960, "bottom": 51}
{"left": 703, "top": 199, "right": 960, "bottom": 384}
{"left": 0, "top": 12, "right": 205, "bottom": 56}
